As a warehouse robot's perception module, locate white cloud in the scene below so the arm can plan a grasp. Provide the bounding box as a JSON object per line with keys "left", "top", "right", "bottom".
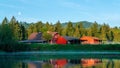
{"left": 18, "top": 12, "right": 22, "bottom": 16}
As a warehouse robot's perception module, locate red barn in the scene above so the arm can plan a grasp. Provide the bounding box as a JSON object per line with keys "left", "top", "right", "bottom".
{"left": 47, "top": 31, "right": 67, "bottom": 44}
{"left": 47, "top": 31, "right": 80, "bottom": 45}
{"left": 80, "top": 36, "right": 102, "bottom": 44}
{"left": 56, "top": 36, "right": 67, "bottom": 44}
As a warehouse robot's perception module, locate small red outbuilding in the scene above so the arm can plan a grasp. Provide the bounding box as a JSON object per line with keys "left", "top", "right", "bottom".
{"left": 56, "top": 36, "right": 67, "bottom": 44}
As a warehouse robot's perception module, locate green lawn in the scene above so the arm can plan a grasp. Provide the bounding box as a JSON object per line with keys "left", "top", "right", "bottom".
{"left": 28, "top": 44, "right": 120, "bottom": 52}
{"left": 0, "top": 43, "right": 120, "bottom": 52}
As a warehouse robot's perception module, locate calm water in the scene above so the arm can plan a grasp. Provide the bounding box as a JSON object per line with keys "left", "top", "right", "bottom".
{"left": 0, "top": 52, "right": 120, "bottom": 68}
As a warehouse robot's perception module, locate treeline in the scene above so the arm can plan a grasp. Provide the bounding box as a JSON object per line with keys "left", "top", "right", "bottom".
{"left": 0, "top": 16, "right": 29, "bottom": 52}
{"left": 0, "top": 16, "right": 120, "bottom": 42}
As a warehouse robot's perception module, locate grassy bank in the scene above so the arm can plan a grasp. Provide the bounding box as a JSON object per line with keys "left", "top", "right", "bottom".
{"left": 0, "top": 43, "right": 120, "bottom": 52}
{"left": 0, "top": 43, "right": 30, "bottom": 52}
{"left": 28, "top": 44, "right": 120, "bottom": 52}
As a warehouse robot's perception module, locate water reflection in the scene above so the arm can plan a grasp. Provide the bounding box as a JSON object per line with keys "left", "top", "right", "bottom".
{"left": 81, "top": 59, "right": 102, "bottom": 67}
{"left": 0, "top": 53, "right": 120, "bottom": 68}
{"left": 22, "top": 58, "right": 119, "bottom": 68}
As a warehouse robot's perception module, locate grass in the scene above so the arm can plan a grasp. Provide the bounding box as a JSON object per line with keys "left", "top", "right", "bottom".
{"left": 0, "top": 43, "right": 120, "bottom": 52}
{"left": 27, "top": 44, "right": 120, "bottom": 52}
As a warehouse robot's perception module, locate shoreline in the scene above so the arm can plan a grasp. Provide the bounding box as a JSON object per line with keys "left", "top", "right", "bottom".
{"left": 0, "top": 51, "right": 120, "bottom": 55}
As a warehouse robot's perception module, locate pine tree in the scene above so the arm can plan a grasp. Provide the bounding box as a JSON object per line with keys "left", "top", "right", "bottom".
{"left": 0, "top": 17, "right": 14, "bottom": 44}
{"left": 54, "top": 21, "right": 62, "bottom": 34}
{"left": 79, "top": 23, "right": 84, "bottom": 37}
{"left": 41, "top": 22, "right": 50, "bottom": 32}
{"left": 14, "top": 21, "right": 21, "bottom": 40}
{"left": 111, "top": 27, "right": 120, "bottom": 42}
{"left": 27, "top": 24, "right": 34, "bottom": 36}
{"left": 61, "top": 27, "right": 67, "bottom": 36}
{"left": 73, "top": 24, "right": 80, "bottom": 38}
{"left": 66, "top": 21, "right": 74, "bottom": 36}
{"left": 9, "top": 16, "right": 22, "bottom": 40}
{"left": 90, "top": 21, "right": 99, "bottom": 37}
{"left": 106, "top": 31, "right": 114, "bottom": 42}
{"left": 2, "top": 17, "right": 8, "bottom": 25}
{"left": 20, "top": 24, "right": 26, "bottom": 40}
{"left": 100, "top": 23, "right": 110, "bottom": 41}
{"left": 36, "top": 21, "right": 43, "bottom": 32}
{"left": 33, "top": 24, "right": 38, "bottom": 32}
{"left": 41, "top": 22, "right": 53, "bottom": 40}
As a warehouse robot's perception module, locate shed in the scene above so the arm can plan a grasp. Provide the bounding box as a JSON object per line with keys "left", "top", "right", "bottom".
{"left": 80, "top": 36, "right": 102, "bottom": 44}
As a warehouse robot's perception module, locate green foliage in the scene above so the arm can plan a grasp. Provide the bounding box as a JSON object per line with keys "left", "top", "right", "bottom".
{"left": 0, "top": 17, "right": 16, "bottom": 52}
{"left": 1, "top": 16, "right": 120, "bottom": 43}
{"left": 61, "top": 27, "right": 67, "bottom": 36}
{"left": 100, "top": 23, "right": 110, "bottom": 41}
{"left": 9, "top": 16, "right": 26, "bottom": 40}
{"left": 19, "top": 18, "right": 120, "bottom": 42}
{"left": 54, "top": 21, "right": 62, "bottom": 34}
{"left": 27, "top": 24, "right": 34, "bottom": 36}
{"left": 18, "top": 44, "right": 120, "bottom": 51}
{"left": 0, "top": 17, "right": 30, "bottom": 52}
{"left": 106, "top": 31, "right": 114, "bottom": 42}
{"left": 0, "top": 17, "right": 14, "bottom": 43}
{"left": 20, "top": 24, "right": 26, "bottom": 40}
{"left": 42, "top": 32, "right": 52, "bottom": 41}
{"left": 66, "top": 21, "right": 74, "bottom": 36}
{"left": 78, "top": 23, "right": 84, "bottom": 37}
{"left": 111, "top": 27, "right": 120, "bottom": 42}
{"left": 73, "top": 24, "right": 80, "bottom": 38}
{"left": 90, "top": 21, "right": 99, "bottom": 37}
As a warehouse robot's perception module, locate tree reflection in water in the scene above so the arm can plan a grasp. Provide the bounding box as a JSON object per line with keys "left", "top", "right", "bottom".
{"left": 0, "top": 55, "right": 120, "bottom": 68}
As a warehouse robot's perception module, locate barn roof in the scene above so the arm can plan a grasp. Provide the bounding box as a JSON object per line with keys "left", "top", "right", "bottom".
{"left": 19, "top": 40, "right": 46, "bottom": 43}
{"left": 63, "top": 36, "right": 79, "bottom": 41}
{"left": 80, "top": 36, "right": 101, "bottom": 40}
{"left": 28, "top": 32, "right": 43, "bottom": 40}
{"left": 20, "top": 32, "right": 47, "bottom": 43}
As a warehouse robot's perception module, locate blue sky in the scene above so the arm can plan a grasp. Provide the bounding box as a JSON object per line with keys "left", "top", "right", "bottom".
{"left": 0, "top": 0, "right": 120, "bottom": 27}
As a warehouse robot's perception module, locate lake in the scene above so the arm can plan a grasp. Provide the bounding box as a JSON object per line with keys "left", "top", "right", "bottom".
{"left": 0, "top": 51, "right": 120, "bottom": 68}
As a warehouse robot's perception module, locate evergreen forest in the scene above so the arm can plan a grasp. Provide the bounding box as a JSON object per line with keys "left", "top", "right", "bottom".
{"left": 0, "top": 16, "right": 120, "bottom": 43}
